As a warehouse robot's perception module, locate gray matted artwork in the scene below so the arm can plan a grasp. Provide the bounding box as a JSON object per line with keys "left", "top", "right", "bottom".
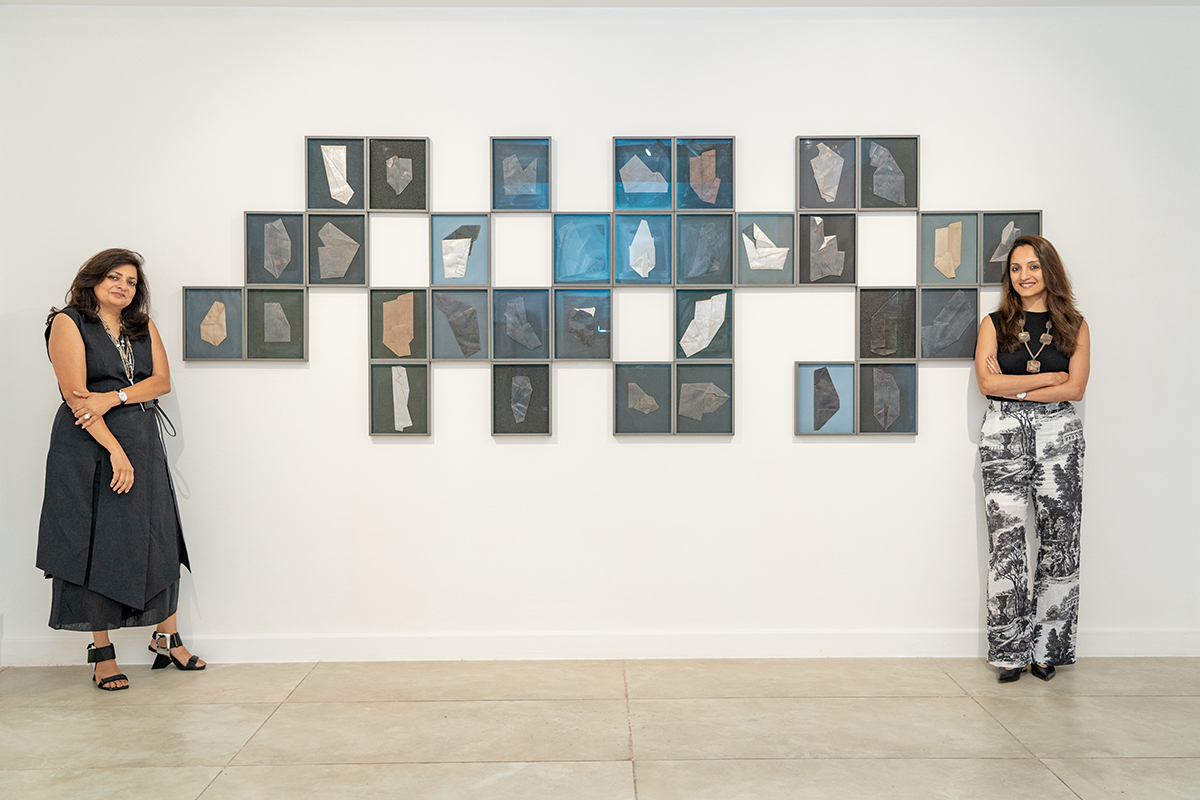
{"left": 306, "top": 137, "right": 365, "bottom": 211}
{"left": 431, "top": 289, "right": 488, "bottom": 360}
{"left": 368, "top": 138, "right": 428, "bottom": 211}
{"left": 797, "top": 138, "right": 856, "bottom": 210}
{"left": 675, "top": 363, "right": 733, "bottom": 435}
{"left": 676, "top": 289, "right": 733, "bottom": 360}
{"left": 614, "top": 363, "right": 672, "bottom": 435}
{"left": 798, "top": 213, "right": 856, "bottom": 285}
{"left": 982, "top": 212, "right": 1041, "bottom": 284}
{"left": 676, "top": 213, "right": 734, "bottom": 285}
{"left": 183, "top": 287, "right": 243, "bottom": 360}
{"left": 370, "top": 289, "right": 427, "bottom": 360}
{"left": 858, "top": 363, "right": 917, "bottom": 434}
{"left": 245, "top": 213, "right": 304, "bottom": 285}
{"left": 553, "top": 289, "right": 611, "bottom": 360}
{"left": 920, "top": 213, "right": 979, "bottom": 285}
{"left": 492, "top": 289, "right": 550, "bottom": 360}
{"left": 736, "top": 213, "right": 795, "bottom": 285}
{"left": 492, "top": 364, "right": 551, "bottom": 435}
{"left": 860, "top": 137, "right": 919, "bottom": 209}
{"left": 370, "top": 362, "right": 430, "bottom": 435}
{"left": 858, "top": 288, "right": 917, "bottom": 360}
{"left": 920, "top": 288, "right": 979, "bottom": 360}
{"left": 247, "top": 288, "right": 305, "bottom": 360}
{"left": 307, "top": 214, "right": 368, "bottom": 285}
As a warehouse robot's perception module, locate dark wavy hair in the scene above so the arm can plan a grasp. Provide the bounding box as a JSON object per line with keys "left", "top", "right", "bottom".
{"left": 47, "top": 249, "right": 151, "bottom": 340}
{"left": 994, "top": 235, "right": 1084, "bottom": 357}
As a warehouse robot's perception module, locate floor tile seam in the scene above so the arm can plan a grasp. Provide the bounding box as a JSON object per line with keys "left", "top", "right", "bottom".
{"left": 278, "top": 661, "right": 322, "bottom": 705}
{"left": 1037, "top": 758, "right": 1085, "bottom": 800}
{"left": 192, "top": 766, "right": 227, "bottom": 800}
{"left": 967, "top": 693, "right": 1039, "bottom": 759}
{"left": 212, "top": 662, "right": 324, "bottom": 773}
{"left": 933, "top": 658, "right": 973, "bottom": 697}
{"left": 625, "top": 755, "right": 1045, "bottom": 762}
{"left": 623, "top": 661, "right": 639, "bottom": 800}
{"left": 280, "top": 697, "right": 629, "bottom": 704}
{"left": 225, "top": 758, "right": 638, "bottom": 767}
{"left": 627, "top": 693, "right": 968, "bottom": 700}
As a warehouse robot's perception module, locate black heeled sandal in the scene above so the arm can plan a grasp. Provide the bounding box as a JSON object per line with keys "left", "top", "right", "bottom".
{"left": 87, "top": 643, "right": 129, "bottom": 691}
{"left": 149, "top": 632, "right": 206, "bottom": 671}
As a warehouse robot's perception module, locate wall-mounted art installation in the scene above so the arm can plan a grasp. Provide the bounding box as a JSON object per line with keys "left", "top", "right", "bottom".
{"left": 919, "top": 287, "right": 979, "bottom": 360}
{"left": 307, "top": 213, "right": 368, "bottom": 286}
{"left": 183, "top": 287, "right": 244, "bottom": 361}
{"left": 246, "top": 288, "right": 306, "bottom": 361}
{"left": 920, "top": 212, "right": 979, "bottom": 285}
{"left": 614, "top": 213, "right": 672, "bottom": 285}
{"left": 491, "top": 137, "right": 551, "bottom": 212}
{"left": 860, "top": 136, "right": 918, "bottom": 209}
{"left": 492, "top": 363, "right": 551, "bottom": 435}
{"left": 676, "top": 362, "right": 734, "bottom": 435}
{"left": 795, "top": 362, "right": 855, "bottom": 435}
{"left": 982, "top": 211, "right": 1041, "bottom": 284}
{"left": 492, "top": 288, "right": 551, "bottom": 360}
{"left": 369, "top": 362, "right": 430, "bottom": 435}
{"left": 735, "top": 213, "right": 795, "bottom": 286}
{"left": 369, "top": 289, "right": 428, "bottom": 360}
{"left": 797, "top": 137, "right": 856, "bottom": 210}
{"left": 431, "top": 289, "right": 489, "bottom": 360}
{"left": 306, "top": 137, "right": 365, "bottom": 211}
{"left": 614, "top": 138, "right": 672, "bottom": 211}
{"left": 797, "top": 213, "right": 856, "bottom": 285}
{"left": 676, "top": 288, "right": 733, "bottom": 360}
{"left": 676, "top": 213, "right": 734, "bottom": 285}
{"left": 614, "top": 363, "right": 672, "bottom": 435}
{"left": 858, "top": 288, "right": 917, "bottom": 360}
{"left": 245, "top": 213, "right": 304, "bottom": 285}
{"left": 553, "top": 289, "right": 611, "bottom": 359}
{"left": 431, "top": 214, "right": 490, "bottom": 286}
{"left": 858, "top": 362, "right": 917, "bottom": 435}
{"left": 553, "top": 213, "right": 612, "bottom": 284}
{"left": 368, "top": 138, "right": 428, "bottom": 212}
{"left": 676, "top": 137, "right": 734, "bottom": 210}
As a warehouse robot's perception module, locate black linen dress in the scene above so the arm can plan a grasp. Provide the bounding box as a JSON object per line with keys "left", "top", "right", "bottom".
{"left": 38, "top": 307, "right": 190, "bottom": 631}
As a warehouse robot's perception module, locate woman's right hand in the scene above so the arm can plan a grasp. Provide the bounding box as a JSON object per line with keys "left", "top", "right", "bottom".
{"left": 109, "top": 449, "right": 134, "bottom": 494}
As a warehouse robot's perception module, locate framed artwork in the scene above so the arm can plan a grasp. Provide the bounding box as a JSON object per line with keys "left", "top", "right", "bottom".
{"left": 920, "top": 212, "right": 979, "bottom": 285}
{"left": 369, "top": 362, "right": 430, "bottom": 435}
{"left": 676, "top": 213, "right": 734, "bottom": 285}
{"left": 614, "top": 213, "right": 672, "bottom": 285}
{"left": 860, "top": 136, "right": 919, "bottom": 210}
{"left": 735, "top": 213, "right": 795, "bottom": 286}
{"left": 246, "top": 288, "right": 306, "bottom": 361}
{"left": 368, "top": 137, "right": 428, "bottom": 212}
{"left": 795, "top": 362, "right": 855, "bottom": 435}
{"left": 920, "top": 287, "right": 979, "bottom": 360}
{"left": 431, "top": 214, "right": 490, "bottom": 286}
{"left": 369, "top": 289, "right": 428, "bottom": 360}
{"left": 675, "top": 288, "right": 733, "bottom": 360}
{"left": 553, "top": 213, "right": 612, "bottom": 284}
{"left": 492, "top": 364, "right": 551, "bottom": 435}
{"left": 982, "top": 211, "right": 1041, "bottom": 284}
{"left": 492, "top": 288, "right": 551, "bottom": 360}
{"left": 858, "top": 288, "right": 917, "bottom": 360}
{"left": 245, "top": 213, "right": 304, "bottom": 285}
{"left": 858, "top": 363, "right": 917, "bottom": 435}
{"left": 491, "top": 137, "right": 551, "bottom": 211}
{"left": 183, "top": 287, "right": 243, "bottom": 361}
{"left": 307, "top": 213, "right": 367, "bottom": 286}
{"left": 675, "top": 362, "right": 733, "bottom": 435}
{"left": 797, "top": 213, "right": 856, "bottom": 285}
{"left": 797, "top": 137, "right": 856, "bottom": 210}
{"left": 614, "top": 363, "right": 672, "bottom": 435}
{"left": 553, "top": 289, "right": 611, "bottom": 359}
{"left": 676, "top": 137, "right": 734, "bottom": 209}
{"left": 306, "top": 136, "right": 365, "bottom": 211}
{"left": 614, "top": 137, "right": 673, "bottom": 210}
{"left": 430, "top": 289, "right": 489, "bottom": 360}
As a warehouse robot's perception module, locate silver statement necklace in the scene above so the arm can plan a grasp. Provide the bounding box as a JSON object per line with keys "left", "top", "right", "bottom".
{"left": 1017, "top": 315, "right": 1053, "bottom": 374}
{"left": 100, "top": 317, "right": 135, "bottom": 383}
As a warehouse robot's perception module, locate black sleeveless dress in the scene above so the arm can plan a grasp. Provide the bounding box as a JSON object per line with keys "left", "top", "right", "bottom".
{"left": 38, "top": 307, "right": 190, "bottom": 631}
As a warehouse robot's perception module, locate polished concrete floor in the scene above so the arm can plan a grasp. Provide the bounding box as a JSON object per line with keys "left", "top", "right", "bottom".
{"left": 1, "top": 657, "right": 1198, "bottom": 799}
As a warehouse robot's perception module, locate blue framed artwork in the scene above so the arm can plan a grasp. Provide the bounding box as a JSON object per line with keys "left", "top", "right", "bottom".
{"left": 554, "top": 289, "right": 612, "bottom": 359}
{"left": 614, "top": 214, "right": 672, "bottom": 285}
{"left": 982, "top": 211, "right": 1041, "bottom": 284}
{"left": 795, "top": 362, "right": 855, "bottom": 435}
{"left": 307, "top": 213, "right": 367, "bottom": 286}
{"left": 245, "top": 213, "right": 304, "bottom": 285}
{"left": 491, "top": 137, "right": 550, "bottom": 212}
{"left": 553, "top": 213, "right": 611, "bottom": 284}
{"left": 306, "top": 137, "right": 365, "bottom": 211}
{"left": 676, "top": 137, "right": 734, "bottom": 210}
{"left": 920, "top": 287, "right": 979, "bottom": 360}
{"left": 675, "top": 288, "right": 733, "bottom": 360}
{"left": 798, "top": 213, "right": 856, "bottom": 285}
{"left": 183, "top": 287, "right": 243, "bottom": 361}
{"left": 370, "top": 362, "right": 430, "bottom": 436}
{"left": 736, "top": 213, "right": 795, "bottom": 286}
{"left": 493, "top": 364, "right": 551, "bottom": 435}
{"left": 431, "top": 214, "right": 490, "bottom": 286}
{"left": 797, "top": 137, "right": 857, "bottom": 210}
{"left": 431, "top": 289, "right": 489, "bottom": 360}
{"left": 675, "top": 363, "right": 734, "bottom": 435}
{"left": 858, "top": 363, "right": 917, "bottom": 435}
{"left": 614, "top": 138, "right": 672, "bottom": 210}
{"left": 676, "top": 213, "right": 733, "bottom": 285}
{"left": 492, "top": 288, "right": 551, "bottom": 360}
{"left": 614, "top": 363, "right": 672, "bottom": 435}
{"left": 920, "top": 212, "right": 979, "bottom": 285}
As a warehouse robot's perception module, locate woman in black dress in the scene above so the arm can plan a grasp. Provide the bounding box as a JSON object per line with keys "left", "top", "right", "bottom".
{"left": 40, "top": 249, "right": 204, "bottom": 690}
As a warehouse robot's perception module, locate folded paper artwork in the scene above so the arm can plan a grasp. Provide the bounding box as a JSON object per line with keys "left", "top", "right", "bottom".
{"left": 199, "top": 301, "right": 226, "bottom": 347}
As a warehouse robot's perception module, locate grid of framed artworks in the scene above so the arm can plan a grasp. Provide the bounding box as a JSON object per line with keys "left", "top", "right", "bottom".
{"left": 182, "top": 133, "right": 1041, "bottom": 439}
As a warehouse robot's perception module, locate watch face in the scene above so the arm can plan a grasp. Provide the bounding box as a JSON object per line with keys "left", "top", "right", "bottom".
{"left": 118, "top": 389, "right": 127, "bottom": 403}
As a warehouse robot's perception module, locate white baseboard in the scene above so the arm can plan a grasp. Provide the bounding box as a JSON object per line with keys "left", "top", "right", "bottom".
{"left": 3, "top": 627, "right": 1198, "bottom": 666}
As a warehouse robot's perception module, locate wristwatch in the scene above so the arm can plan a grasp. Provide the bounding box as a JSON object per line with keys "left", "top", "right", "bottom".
{"left": 117, "top": 389, "right": 128, "bottom": 405}
{"left": 1016, "top": 392, "right": 1027, "bottom": 400}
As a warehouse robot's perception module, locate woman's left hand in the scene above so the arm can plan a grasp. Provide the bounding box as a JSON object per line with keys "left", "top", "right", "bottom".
{"left": 72, "top": 390, "right": 119, "bottom": 429}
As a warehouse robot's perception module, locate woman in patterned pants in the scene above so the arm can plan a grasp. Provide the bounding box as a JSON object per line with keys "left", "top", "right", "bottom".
{"left": 974, "top": 235, "right": 1090, "bottom": 683}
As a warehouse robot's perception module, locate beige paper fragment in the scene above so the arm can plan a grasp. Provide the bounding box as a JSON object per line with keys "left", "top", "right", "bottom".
{"left": 689, "top": 149, "right": 721, "bottom": 204}
{"left": 382, "top": 292, "right": 414, "bottom": 358}
{"left": 933, "top": 221, "right": 963, "bottom": 279}
{"left": 199, "top": 301, "right": 227, "bottom": 347}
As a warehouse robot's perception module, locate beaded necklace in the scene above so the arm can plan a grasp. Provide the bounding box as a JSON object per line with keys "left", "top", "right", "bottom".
{"left": 100, "top": 317, "right": 135, "bottom": 383}
{"left": 1017, "top": 314, "right": 1053, "bottom": 374}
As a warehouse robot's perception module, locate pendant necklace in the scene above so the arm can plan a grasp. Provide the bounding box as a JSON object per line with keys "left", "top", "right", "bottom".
{"left": 1017, "top": 316, "right": 1052, "bottom": 374}
{"left": 101, "top": 317, "right": 135, "bottom": 383}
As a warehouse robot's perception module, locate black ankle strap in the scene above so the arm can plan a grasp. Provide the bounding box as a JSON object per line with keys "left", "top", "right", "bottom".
{"left": 87, "top": 643, "right": 116, "bottom": 663}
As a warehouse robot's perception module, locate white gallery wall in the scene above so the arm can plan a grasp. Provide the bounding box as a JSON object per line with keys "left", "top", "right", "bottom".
{"left": 1, "top": 3, "right": 1197, "bottom": 665}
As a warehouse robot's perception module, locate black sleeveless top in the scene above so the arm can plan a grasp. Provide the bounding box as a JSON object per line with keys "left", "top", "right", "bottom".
{"left": 987, "top": 310, "right": 1070, "bottom": 401}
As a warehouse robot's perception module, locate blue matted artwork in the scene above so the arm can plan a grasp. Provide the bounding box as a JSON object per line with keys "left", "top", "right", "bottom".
{"left": 921, "top": 213, "right": 979, "bottom": 285}
{"left": 736, "top": 213, "right": 795, "bottom": 285}
{"left": 675, "top": 288, "right": 733, "bottom": 360}
{"left": 615, "top": 214, "right": 672, "bottom": 285}
{"left": 554, "top": 289, "right": 612, "bottom": 359}
{"left": 431, "top": 214, "right": 490, "bottom": 286}
{"left": 795, "top": 363, "right": 855, "bottom": 435}
{"left": 614, "top": 138, "right": 672, "bottom": 210}
{"left": 676, "top": 213, "right": 733, "bottom": 285}
{"left": 431, "top": 289, "right": 489, "bottom": 360}
{"left": 553, "top": 214, "right": 611, "bottom": 284}
{"left": 491, "top": 138, "right": 550, "bottom": 211}
{"left": 492, "top": 289, "right": 551, "bottom": 360}
{"left": 676, "top": 138, "right": 734, "bottom": 209}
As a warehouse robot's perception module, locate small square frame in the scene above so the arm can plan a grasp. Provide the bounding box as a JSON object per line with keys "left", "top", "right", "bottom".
{"left": 919, "top": 287, "right": 979, "bottom": 360}
{"left": 795, "top": 362, "right": 856, "bottom": 435}
{"left": 370, "top": 362, "right": 431, "bottom": 436}
{"left": 614, "top": 212, "right": 673, "bottom": 285}
{"left": 306, "top": 136, "right": 366, "bottom": 211}
{"left": 368, "top": 137, "right": 429, "bottom": 212}
{"left": 676, "top": 288, "right": 733, "bottom": 360}
{"left": 676, "top": 137, "right": 735, "bottom": 210}
{"left": 858, "top": 362, "right": 918, "bottom": 435}
{"left": 246, "top": 287, "right": 307, "bottom": 361}
{"left": 431, "top": 214, "right": 491, "bottom": 286}
{"left": 676, "top": 213, "right": 734, "bottom": 285}
{"left": 183, "top": 287, "right": 244, "bottom": 361}
{"left": 553, "top": 289, "right": 612, "bottom": 360}
{"left": 858, "top": 288, "right": 917, "bottom": 360}
{"left": 614, "top": 363, "right": 673, "bottom": 435}
{"left": 491, "top": 137, "right": 551, "bottom": 212}
{"left": 981, "top": 211, "right": 1042, "bottom": 284}
{"left": 614, "top": 137, "right": 673, "bottom": 211}
{"left": 369, "top": 288, "right": 429, "bottom": 360}
{"left": 919, "top": 212, "right": 979, "bottom": 285}
{"left": 245, "top": 212, "right": 304, "bottom": 285}
{"left": 860, "top": 136, "right": 919, "bottom": 210}
{"left": 675, "top": 362, "right": 734, "bottom": 435}
{"left": 735, "top": 213, "right": 795, "bottom": 286}
{"left": 798, "top": 212, "right": 857, "bottom": 285}
{"left": 493, "top": 363, "right": 552, "bottom": 435}
{"left": 307, "top": 213, "right": 368, "bottom": 287}
{"left": 431, "top": 288, "right": 489, "bottom": 360}
{"left": 553, "top": 213, "right": 612, "bottom": 285}
{"left": 797, "top": 137, "right": 857, "bottom": 210}
{"left": 492, "top": 288, "right": 551, "bottom": 360}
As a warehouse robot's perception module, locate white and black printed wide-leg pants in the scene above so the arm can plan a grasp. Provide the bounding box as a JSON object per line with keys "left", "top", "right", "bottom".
{"left": 980, "top": 400, "right": 1085, "bottom": 669}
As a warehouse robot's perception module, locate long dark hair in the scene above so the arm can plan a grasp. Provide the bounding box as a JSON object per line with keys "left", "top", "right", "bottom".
{"left": 47, "top": 249, "right": 152, "bottom": 340}
{"left": 994, "top": 235, "right": 1083, "bottom": 356}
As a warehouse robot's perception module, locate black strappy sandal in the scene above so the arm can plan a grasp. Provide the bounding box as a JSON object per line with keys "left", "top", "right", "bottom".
{"left": 87, "top": 643, "right": 129, "bottom": 691}
{"left": 149, "top": 632, "right": 206, "bottom": 671}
